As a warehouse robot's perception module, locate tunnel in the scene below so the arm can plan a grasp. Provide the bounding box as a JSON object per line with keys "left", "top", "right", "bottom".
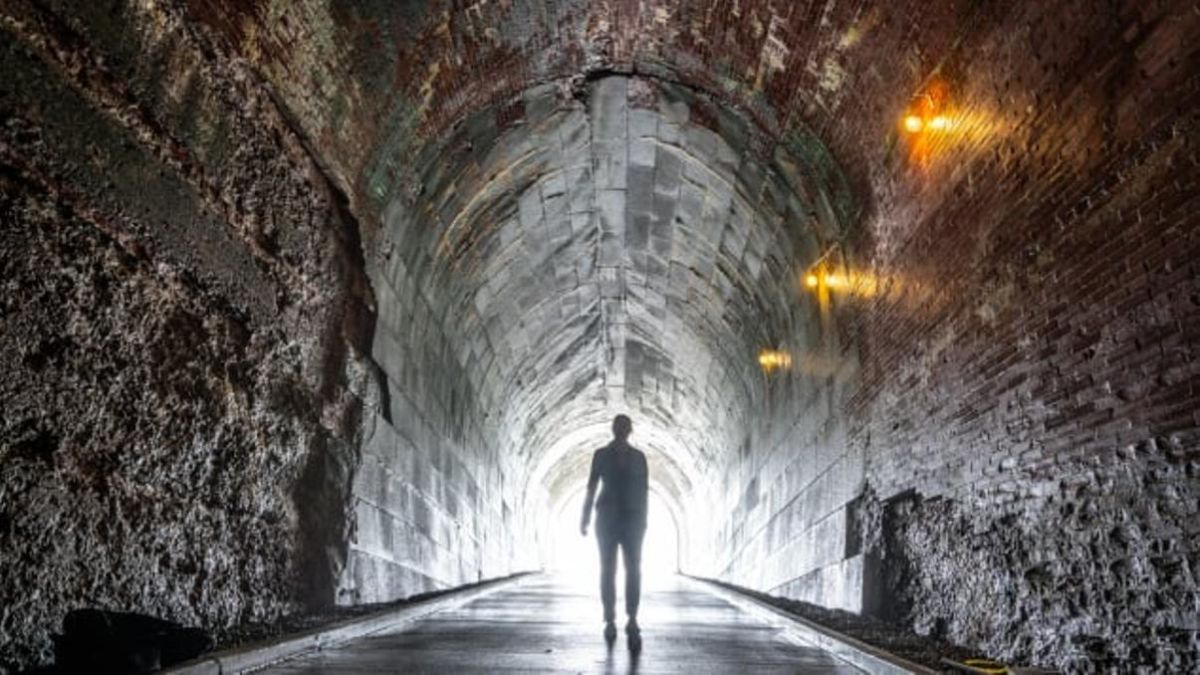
{"left": 1, "top": 0, "right": 1198, "bottom": 672}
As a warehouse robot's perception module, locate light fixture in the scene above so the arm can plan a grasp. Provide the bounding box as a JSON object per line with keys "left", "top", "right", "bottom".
{"left": 758, "top": 349, "right": 792, "bottom": 373}
{"left": 822, "top": 273, "right": 848, "bottom": 289}
{"left": 900, "top": 79, "right": 953, "bottom": 148}
{"left": 801, "top": 268, "right": 878, "bottom": 298}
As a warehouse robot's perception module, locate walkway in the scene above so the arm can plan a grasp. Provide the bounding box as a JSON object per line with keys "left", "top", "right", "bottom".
{"left": 263, "top": 575, "right": 864, "bottom": 674}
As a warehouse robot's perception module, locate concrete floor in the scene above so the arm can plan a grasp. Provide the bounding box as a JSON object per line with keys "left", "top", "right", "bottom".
{"left": 263, "top": 575, "right": 864, "bottom": 674}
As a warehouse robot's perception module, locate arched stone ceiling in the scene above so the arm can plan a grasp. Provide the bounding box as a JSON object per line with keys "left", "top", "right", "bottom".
{"left": 184, "top": 0, "right": 869, "bottom": 502}
{"left": 185, "top": 0, "right": 877, "bottom": 219}
{"left": 374, "top": 73, "right": 853, "bottom": 506}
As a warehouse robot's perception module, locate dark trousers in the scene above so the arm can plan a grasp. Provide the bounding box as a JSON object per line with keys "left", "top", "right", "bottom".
{"left": 596, "top": 511, "right": 646, "bottom": 622}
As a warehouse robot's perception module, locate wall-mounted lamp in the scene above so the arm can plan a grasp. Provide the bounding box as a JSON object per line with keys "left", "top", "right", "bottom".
{"left": 801, "top": 266, "right": 878, "bottom": 298}
{"left": 903, "top": 114, "right": 952, "bottom": 134}
{"left": 758, "top": 349, "right": 792, "bottom": 373}
{"left": 899, "top": 78, "right": 961, "bottom": 168}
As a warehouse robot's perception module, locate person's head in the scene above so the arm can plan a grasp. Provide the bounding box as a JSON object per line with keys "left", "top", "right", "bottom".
{"left": 612, "top": 414, "right": 632, "bottom": 440}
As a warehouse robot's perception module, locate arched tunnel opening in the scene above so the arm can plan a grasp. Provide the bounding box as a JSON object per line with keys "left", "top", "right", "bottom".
{"left": 1, "top": 1, "right": 1198, "bottom": 672}
{"left": 343, "top": 68, "right": 860, "bottom": 605}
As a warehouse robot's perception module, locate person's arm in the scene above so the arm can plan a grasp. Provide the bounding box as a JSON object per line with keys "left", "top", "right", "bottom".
{"left": 580, "top": 450, "right": 601, "bottom": 536}
{"left": 638, "top": 452, "right": 649, "bottom": 513}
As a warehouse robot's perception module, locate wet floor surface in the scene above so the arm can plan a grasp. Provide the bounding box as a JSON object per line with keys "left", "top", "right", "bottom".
{"left": 263, "top": 575, "right": 864, "bottom": 674}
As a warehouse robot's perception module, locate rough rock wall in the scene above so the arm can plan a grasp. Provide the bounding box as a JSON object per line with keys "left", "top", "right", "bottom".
{"left": 0, "top": 1, "right": 374, "bottom": 669}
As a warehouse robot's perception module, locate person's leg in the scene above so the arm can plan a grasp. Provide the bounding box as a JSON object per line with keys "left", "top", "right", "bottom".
{"left": 621, "top": 522, "right": 646, "bottom": 625}
{"left": 596, "top": 522, "right": 619, "bottom": 625}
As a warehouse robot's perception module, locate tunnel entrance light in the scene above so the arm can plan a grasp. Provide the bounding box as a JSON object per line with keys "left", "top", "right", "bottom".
{"left": 548, "top": 490, "right": 679, "bottom": 587}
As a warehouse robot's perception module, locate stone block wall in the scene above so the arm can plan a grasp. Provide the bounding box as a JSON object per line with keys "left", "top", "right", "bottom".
{"left": 705, "top": 344, "right": 866, "bottom": 612}
{"left": 338, "top": 269, "right": 535, "bottom": 604}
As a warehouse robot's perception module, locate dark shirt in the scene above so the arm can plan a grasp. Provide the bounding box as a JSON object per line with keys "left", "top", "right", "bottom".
{"left": 585, "top": 440, "right": 648, "bottom": 518}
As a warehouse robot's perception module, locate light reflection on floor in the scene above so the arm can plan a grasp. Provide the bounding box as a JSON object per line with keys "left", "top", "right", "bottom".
{"left": 265, "top": 491, "right": 863, "bottom": 672}
{"left": 266, "top": 574, "right": 863, "bottom": 674}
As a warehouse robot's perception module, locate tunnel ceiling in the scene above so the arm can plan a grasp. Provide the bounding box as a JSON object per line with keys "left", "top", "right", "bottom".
{"left": 378, "top": 74, "right": 854, "bottom": 505}
{"left": 182, "top": 0, "right": 881, "bottom": 500}
{"left": 186, "top": 0, "right": 889, "bottom": 196}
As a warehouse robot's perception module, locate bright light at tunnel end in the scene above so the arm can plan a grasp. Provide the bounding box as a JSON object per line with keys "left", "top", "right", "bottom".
{"left": 548, "top": 490, "right": 679, "bottom": 587}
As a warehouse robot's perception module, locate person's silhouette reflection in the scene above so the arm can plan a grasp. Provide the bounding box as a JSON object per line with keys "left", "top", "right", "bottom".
{"left": 580, "top": 415, "right": 648, "bottom": 650}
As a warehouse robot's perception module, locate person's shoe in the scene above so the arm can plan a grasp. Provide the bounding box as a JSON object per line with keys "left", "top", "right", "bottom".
{"left": 625, "top": 619, "right": 641, "bottom": 650}
{"left": 603, "top": 621, "right": 617, "bottom": 641}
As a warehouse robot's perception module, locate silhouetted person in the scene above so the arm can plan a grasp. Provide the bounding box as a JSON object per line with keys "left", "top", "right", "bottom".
{"left": 580, "top": 414, "right": 648, "bottom": 649}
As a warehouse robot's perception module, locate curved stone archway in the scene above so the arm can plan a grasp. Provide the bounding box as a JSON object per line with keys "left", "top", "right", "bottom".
{"left": 346, "top": 70, "right": 860, "bottom": 599}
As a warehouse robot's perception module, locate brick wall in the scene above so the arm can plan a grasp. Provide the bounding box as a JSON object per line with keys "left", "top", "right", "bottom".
{"left": 835, "top": 2, "right": 1200, "bottom": 670}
